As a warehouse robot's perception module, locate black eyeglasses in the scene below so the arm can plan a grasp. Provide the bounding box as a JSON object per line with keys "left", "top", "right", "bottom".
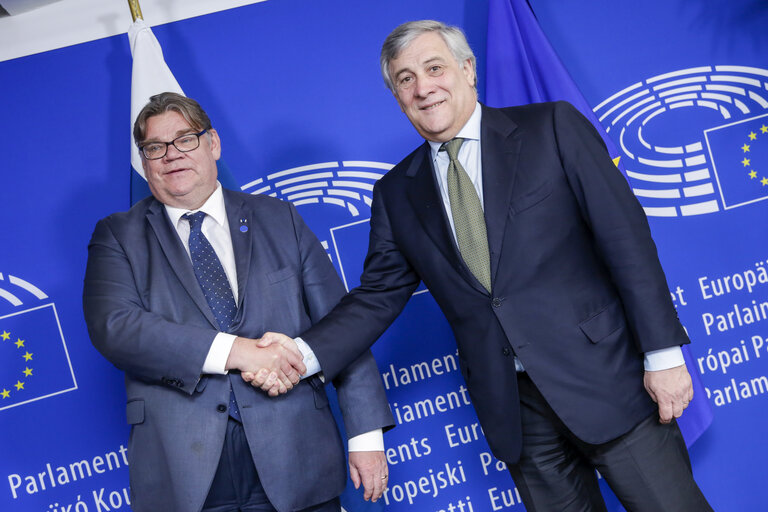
{"left": 139, "top": 129, "right": 207, "bottom": 160}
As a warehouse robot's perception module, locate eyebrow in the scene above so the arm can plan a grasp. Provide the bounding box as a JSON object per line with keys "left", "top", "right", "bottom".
{"left": 394, "top": 56, "right": 446, "bottom": 79}
{"left": 142, "top": 128, "right": 198, "bottom": 144}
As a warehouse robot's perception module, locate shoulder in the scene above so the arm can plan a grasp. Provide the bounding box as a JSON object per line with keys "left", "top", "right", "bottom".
{"left": 222, "top": 187, "right": 305, "bottom": 231}
{"left": 93, "top": 195, "right": 157, "bottom": 235}
{"left": 223, "top": 187, "right": 291, "bottom": 213}
{"left": 377, "top": 142, "right": 430, "bottom": 188}
{"left": 486, "top": 101, "right": 579, "bottom": 126}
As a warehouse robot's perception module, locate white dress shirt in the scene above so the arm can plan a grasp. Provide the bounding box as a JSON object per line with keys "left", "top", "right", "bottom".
{"left": 165, "top": 183, "right": 382, "bottom": 451}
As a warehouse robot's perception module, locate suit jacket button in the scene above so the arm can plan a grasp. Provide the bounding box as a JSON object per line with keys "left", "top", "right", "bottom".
{"left": 502, "top": 347, "right": 511, "bottom": 356}
{"left": 492, "top": 297, "right": 502, "bottom": 308}
{"left": 217, "top": 404, "right": 227, "bottom": 413}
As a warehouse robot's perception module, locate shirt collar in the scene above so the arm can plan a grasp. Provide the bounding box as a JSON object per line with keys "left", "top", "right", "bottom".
{"left": 428, "top": 102, "right": 483, "bottom": 159}
{"left": 164, "top": 182, "right": 227, "bottom": 228}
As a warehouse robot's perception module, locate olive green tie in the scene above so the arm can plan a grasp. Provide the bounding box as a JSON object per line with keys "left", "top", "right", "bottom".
{"left": 442, "top": 138, "right": 491, "bottom": 292}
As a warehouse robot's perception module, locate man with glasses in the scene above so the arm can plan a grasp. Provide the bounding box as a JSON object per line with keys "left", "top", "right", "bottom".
{"left": 83, "top": 92, "right": 393, "bottom": 512}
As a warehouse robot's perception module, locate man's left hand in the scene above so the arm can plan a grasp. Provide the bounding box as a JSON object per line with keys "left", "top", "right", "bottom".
{"left": 348, "top": 451, "right": 388, "bottom": 502}
{"left": 643, "top": 364, "right": 693, "bottom": 424}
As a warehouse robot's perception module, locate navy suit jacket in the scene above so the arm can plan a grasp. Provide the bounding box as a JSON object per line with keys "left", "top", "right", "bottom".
{"left": 83, "top": 188, "right": 393, "bottom": 512}
{"left": 303, "top": 102, "right": 689, "bottom": 464}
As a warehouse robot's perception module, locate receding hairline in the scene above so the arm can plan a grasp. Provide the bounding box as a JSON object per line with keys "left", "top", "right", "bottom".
{"left": 380, "top": 20, "right": 477, "bottom": 92}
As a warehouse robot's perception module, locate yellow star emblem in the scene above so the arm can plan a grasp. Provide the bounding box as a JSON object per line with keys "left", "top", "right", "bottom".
{"left": 749, "top": 131, "right": 758, "bottom": 140}
{"left": 1, "top": 331, "right": 10, "bottom": 340}
{"left": 742, "top": 157, "right": 751, "bottom": 167}
{"left": 14, "top": 338, "right": 24, "bottom": 348}
{"left": 742, "top": 144, "right": 750, "bottom": 152}
{"left": 762, "top": 177, "right": 768, "bottom": 186}
{"left": 762, "top": 125, "right": 768, "bottom": 134}
{"left": 23, "top": 367, "right": 33, "bottom": 377}
{"left": 1, "top": 389, "right": 10, "bottom": 399}
{"left": 14, "top": 381, "right": 24, "bottom": 391}
{"left": 749, "top": 170, "right": 758, "bottom": 179}
{"left": 23, "top": 351, "right": 33, "bottom": 361}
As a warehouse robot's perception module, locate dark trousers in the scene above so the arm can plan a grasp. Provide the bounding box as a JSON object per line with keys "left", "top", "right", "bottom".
{"left": 509, "top": 372, "right": 713, "bottom": 512}
{"left": 202, "top": 419, "right": 340, "bottom": 512}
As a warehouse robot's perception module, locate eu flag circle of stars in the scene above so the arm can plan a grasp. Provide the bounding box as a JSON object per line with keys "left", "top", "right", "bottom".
{"left": 741, "top": 123, "right": 768, "bottom": 187}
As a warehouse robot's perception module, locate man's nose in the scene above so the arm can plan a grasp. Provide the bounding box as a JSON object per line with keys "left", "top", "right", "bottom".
{"left": 413, "top": 76, "right": 435, "bottom": 97}
{"left": 164, "top": 143, "right": 184, "bottom": 160}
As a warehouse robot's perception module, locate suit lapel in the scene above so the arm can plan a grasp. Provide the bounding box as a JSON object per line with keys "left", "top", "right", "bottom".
{"left": 480, "top": 105, "right": 522, "bottom": 283}
{"left": 223, "top": 189, "right": 252, "bottom": 311}
{"left": 405, "top": 142, "right": 487, "bottom": 292}
{"left": 145, "top": 199, "right": 219, "bottom": 329}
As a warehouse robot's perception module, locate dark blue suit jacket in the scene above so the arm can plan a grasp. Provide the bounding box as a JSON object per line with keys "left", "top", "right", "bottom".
{"left": 303, "top": 102, "right": 689, "bottom": 464}
{"left": 83, "top": 189, "right": 393, "bottom": 512}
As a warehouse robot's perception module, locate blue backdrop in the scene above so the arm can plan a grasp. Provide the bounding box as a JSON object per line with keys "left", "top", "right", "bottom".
{"left": 1, "top": 1, "right": 765, "bottom": 511}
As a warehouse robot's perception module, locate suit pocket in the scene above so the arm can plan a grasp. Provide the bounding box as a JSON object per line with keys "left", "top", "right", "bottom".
{"left": 266, "top": 267, "right": 296, "bottom": 285}
{"left": 510, "top": 180, "right": 551, "bottom": 215}
{"left": 126, "top": 399, "right": 145, "bottom": 425}
{"left": 579, "top": 301, "right": 624, "bottom": 344}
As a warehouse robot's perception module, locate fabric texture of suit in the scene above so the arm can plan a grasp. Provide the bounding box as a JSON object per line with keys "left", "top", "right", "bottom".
{"left": 303, "top": 101, "right": 689, "bottom": 464}
{"left": 83, "top": 188, "right": 394, "bottom": 512}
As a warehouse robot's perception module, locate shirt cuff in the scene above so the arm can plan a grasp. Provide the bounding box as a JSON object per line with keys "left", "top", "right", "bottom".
{"left": 202, "top": 333, "right": 237, "bottom": 374}
{"left": 348, "top": 429, "right": 384, "bottom": 452}
{"left": 644, "top": 346, "right": 685, "bottom": 371}
{"left": 294, "top": 336, "right": 322, "bottom": 378}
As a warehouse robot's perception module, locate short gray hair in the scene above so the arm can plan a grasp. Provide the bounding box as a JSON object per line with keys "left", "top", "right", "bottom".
{"left": 380, "top": 20, "right": 477, "bottom": 93}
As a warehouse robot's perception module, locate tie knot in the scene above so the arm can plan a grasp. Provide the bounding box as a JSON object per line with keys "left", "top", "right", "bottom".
{"left": 441, "top": 138, "right": 464, "bottom": 161}
{"left": 183, "top": 211, "right": 206, "bottom": 232}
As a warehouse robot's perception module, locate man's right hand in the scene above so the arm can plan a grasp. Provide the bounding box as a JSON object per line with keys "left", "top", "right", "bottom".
{"left": 226, "top": 335, "right": 306, "bottom": 397}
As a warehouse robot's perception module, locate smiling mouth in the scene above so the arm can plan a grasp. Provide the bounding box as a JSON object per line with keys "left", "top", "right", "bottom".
{"left": 420, "top": 100, "right": 445, "bottom": 111}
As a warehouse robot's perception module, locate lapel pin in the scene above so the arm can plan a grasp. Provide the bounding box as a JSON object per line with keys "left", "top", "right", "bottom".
{"left": 239, "top": 218, "right": 248, "bottom": 233}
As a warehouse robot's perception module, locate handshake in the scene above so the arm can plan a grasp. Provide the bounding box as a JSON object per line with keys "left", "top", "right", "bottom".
{"left": 225, "top": 332, "right": 308, "bottom": 397}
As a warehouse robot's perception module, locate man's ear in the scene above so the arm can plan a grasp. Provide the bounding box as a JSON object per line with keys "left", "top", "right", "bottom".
{"left": 462, "top": 58, "right": 476, "bottom": 88}
{"left": 208, "top": 128, "right": 222, "bottom": 160}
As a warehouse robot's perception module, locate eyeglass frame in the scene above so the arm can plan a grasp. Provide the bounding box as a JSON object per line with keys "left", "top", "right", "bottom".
{"left": 138, "top": 129, "right": 208, "bottom": 160}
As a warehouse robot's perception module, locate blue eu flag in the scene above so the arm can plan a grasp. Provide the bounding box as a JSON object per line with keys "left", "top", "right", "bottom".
{"left": 485, "top": 0, "right": 624, "bottom": 174}
{"left": 0, "top": 305, "right": 77, "bottom": 411}
{"left": 705, "top": 113, "right": 768, "bottom": 209}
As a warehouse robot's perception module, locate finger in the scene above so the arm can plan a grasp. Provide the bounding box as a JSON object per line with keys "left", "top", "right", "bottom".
{"left": 349, "top": 464, "right": 361, "bottom": 490}
{"left": 361, "top": 472, "right": 373, "bottom": 501}
{"left": 276, "top": 371, "right": 294, "bottom": 392}
{"left": 245, "top": 368, "right": 270, "bottom": 386}
{"left": 255, "top": 332, "right": 277, "bottom": 347}
{"left": 673, "top": 400, "right": 685, "bottom": 419}
{"left": 285, "top": 350, "right": 307, "bottom": 376}
{"left": 255, "top": 368, "right": 271, "bottom": 386}
{"left": 371, "top": 475, "right": 385, "bottom": 502}
{"left": 283, "top": 339, "right": 302, "bottom": 358}
{"left": 281, "top": 351, "right": 307, "bottom": 378}
{"left": 259, "top": 371, "right": 278, "bottom": 391}
{"left": 658, "top": 401, "right": 673, "bottom": 423}
{"left": 266, "top": 379, "right": 285, "bottom": 397}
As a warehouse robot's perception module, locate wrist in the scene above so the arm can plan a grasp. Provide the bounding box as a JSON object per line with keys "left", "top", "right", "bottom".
{"left": 225, "top": 337, "right": 247, "bottom": 371}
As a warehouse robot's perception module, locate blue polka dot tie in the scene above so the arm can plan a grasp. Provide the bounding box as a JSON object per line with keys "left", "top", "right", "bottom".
{"left": 184, "top": 212, "right": 241, "bottom": 421}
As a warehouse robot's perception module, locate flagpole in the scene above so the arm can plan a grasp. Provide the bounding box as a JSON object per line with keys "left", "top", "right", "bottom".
{"left": 127, "top": 0, "right": 143, "bottom": 21}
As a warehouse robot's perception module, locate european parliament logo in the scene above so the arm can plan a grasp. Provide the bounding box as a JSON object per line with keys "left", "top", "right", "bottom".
{"left": 594, "top": 65, "right": 768, "bottom": 217}
{"left": 242, "top": 160, "right": 394, "bottom": 291}
{"left": 0, "top": 273, "right": 77, "bottom": 411}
